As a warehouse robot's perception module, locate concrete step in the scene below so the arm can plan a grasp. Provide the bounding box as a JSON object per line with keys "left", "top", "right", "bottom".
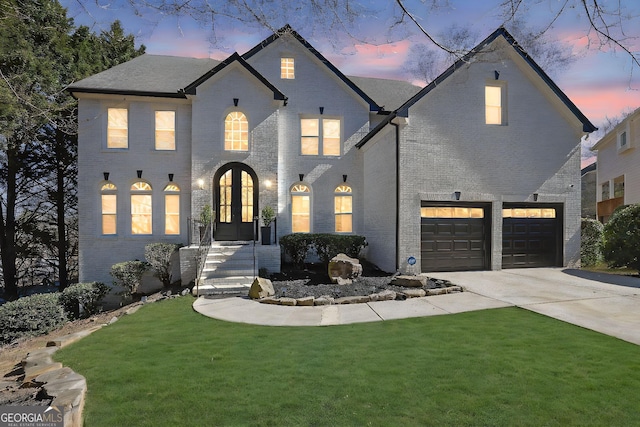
{"left": 192, "top": 276, "right": 255, "bottom": 296}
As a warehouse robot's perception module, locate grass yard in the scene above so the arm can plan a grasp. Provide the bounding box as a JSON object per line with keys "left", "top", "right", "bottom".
{"left": 56, "top": 297, "right": 640, "bottom": 426}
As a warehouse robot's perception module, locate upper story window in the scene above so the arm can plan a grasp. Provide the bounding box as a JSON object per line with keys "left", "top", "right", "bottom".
{"left": 334, "top": 185, "right": 353, "bottom": 233}
{"left": 107, "top": 108, "right": 128, "bottom": 148}
{"left": 155, "top": 111, "right": 176, "bottom": 150}
{"left": 291, "top": 184, "right": 311, "bottom": 233}
{"left": 601, "top": 182, "right": 610, "bottom": 201}
{"left": 485, "top": 82, "right": 507, "bottom": 125}
{"left": 101, "top": 182, "right": 117, "bottom": 235}
{"left": 614, "top": 175, "right": 625, "bottom": 199}
{"left": 131, "top": 181, "right": 152, "bottom": 235}
{"left": 281, "top": 58, "right": 295, "bottom": 79}
{"left": 224, "top": 111, "right": 249, "bottom": 151}
{"left": 300, "top": 117, "right": 341, "bottom": 156}
{"left": 164, "top": 183, "right": 180, "bottom": 235}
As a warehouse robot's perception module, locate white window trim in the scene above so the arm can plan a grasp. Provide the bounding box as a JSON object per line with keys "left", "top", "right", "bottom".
{"left": 617, "top": 123, "right": 631, "bottom": 153}
{"left": 106, "top": 107, "right": 129, "bottom": 150}
{"left": 299, "top": 116, "right": 342, "bottom": 157}
{"left": 334, "top": 184, "right": 353, "bottom": 233}
{"left": 485, "top": 80, "right": 507, "bottom": 126}
{"left": 155, "top": 110, "right": 176, "bottom": 151}
{"left": 291, "top": 183, "right": 312, "bottom": 233}
{"left": 223, "top": 110, "right": 250, "bottom": 152}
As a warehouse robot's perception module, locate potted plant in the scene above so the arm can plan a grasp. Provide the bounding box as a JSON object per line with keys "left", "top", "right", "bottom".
{"left": 261, "top": 205, "right": 276, "bottom": 245}
{"left": 199, "top": 204, "right": 213, "bottom": 240}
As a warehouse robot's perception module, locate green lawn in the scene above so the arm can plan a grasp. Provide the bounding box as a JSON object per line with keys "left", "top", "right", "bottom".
{"left": 56, "top": 297, "right": 640, "bottom": 426}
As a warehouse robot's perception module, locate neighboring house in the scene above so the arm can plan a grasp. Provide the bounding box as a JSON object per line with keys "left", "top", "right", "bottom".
{"left": 69, "top": 25, "right": 595, "bottom": 285}
{"left": 591, "top": 107, "right": 640, "bottom": 222}
{"left": 581, "top": 162, "right": 597, "bottom": 219}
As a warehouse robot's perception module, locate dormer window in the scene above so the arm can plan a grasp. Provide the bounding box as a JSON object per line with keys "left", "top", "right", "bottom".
{"left": 281, "top": 58, "right": 295, "bottom": 79}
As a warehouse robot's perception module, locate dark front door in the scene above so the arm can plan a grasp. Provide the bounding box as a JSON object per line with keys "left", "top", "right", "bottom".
{"left": 214, "top": 163, "right": 257, "bottom": 241}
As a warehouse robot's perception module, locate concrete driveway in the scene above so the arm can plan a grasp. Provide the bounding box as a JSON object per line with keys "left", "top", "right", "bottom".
{"left": 430, "top": 268, "right": 640, "bottom": 346}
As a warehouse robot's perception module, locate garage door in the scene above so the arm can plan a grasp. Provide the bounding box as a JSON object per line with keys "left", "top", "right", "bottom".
{"left": 420, "top": 204, "right": 490, "bottom": 272}
{"left": 502, "top": 205, "right": 561, "bottom": 268}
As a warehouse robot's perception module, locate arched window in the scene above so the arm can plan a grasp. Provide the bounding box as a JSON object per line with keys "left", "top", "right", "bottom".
{"left": 334, "top": 185, "right": 352, "bottom": 232}
{"left": 224, "top": 111, "right": 248, "bottom": 151}
{"left": 164, "top": 183, "right": 180, "bottom": 235}
{"left": 291, "top": 184, "right": 311, "bottom": 233}
{"left": 101, "top": 182, "right": 117, "bottom": 235}
{"left": 131, "top": 181, "right": 152, "bottom": 235}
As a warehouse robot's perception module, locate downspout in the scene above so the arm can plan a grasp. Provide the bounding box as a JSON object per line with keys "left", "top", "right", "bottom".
{"left": 392, "top": 121, "right": 400, "bottom": 272}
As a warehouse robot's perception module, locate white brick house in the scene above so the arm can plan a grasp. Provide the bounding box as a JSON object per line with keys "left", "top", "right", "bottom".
{"left": 69, "top": 26, "right": 595, "bottom": 285}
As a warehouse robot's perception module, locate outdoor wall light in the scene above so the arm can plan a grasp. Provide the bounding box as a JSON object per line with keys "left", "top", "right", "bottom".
{"left": 454, "top": 191, "right": 461, "bottom": 201}
{"left": 494, "top": 70, "right": 500, "bottom": 80}
{"left": 233, "top": 98, "right": 239, "bottom": 107}
{"left": 103, "top": 172, "right": 109, "bottom": 181}
{"left": 137, "top": 170, "right": 143, "bottom": 179}
{"left": 197, "top": 179, "right": 205, "bottom": 189}
{"left": 319, "top": 106, "right": 324, "bottom": 115}
{"left": 168, "top": 173, "right": 174, "bottom": 182}
{"left": 533, "top": 193, "right": 539, "bottom": 201}
{"left": 299, "top": 173, "right": 304, "bottom": 181}
{"left": 343, "top": 174, "right": 348, "bottom": 183}
{"left": 264, "top": 180, "right": 272, "bottom": 188}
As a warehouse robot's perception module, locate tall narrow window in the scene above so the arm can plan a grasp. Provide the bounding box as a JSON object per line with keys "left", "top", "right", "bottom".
{"left": 485, "top": 85, "right": 502, "bottom": 125}
{"left": 334, "top": 185, "right": 352, "bottom": 232}
{"left": 164, "top": 183, "right": 180, "bottom": 235}
{"left": 101, "top": 183, "right": 117, "bottom": 235}
{"left": 107, "top": 108, "right": 128, "bottom": 148}
{"left": 241, "top": 171, "right": 254, "bottom": 222}
{"left": 281, "top": 58, "right": 295, "bottom": 79}
{"left": 300, "top": 117, "right": 341, "bottom": 156}
{"left": 291, "top": 184, "right": 311, "bottom": 233}
{"left": 224, "top": 112, "right": 248, "bottom": 151}
{"left": 131, "top": 181, "right": 152, "bottom": 234}
{"left": 601, "top": 182, "right": 610, "bottom": 201}
{"left": 155, "top": 111, "right": 176, "bottom": 150}
{"left": 219, "top": 170, "right": 232, "bottom": 223}
{"left": 614, "top": 176, "right": 625, "bottom": 198}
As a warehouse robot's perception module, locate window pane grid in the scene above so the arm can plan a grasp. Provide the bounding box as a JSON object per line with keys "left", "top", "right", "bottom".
{"left": 225, "top": 112, "right": 248, "bottom": 151}
{"left": 241, "top": 171, "right": 254, "bottom": 222}
{"left": 165, "top": 194, "right": 180, "bottom": 234}
{"left": 281, "top": 58, "right": 295, "bottom": 79}
{"left": 107, "top": 108, "right": 128, "bottom": 148}
{"left": 485, "top": 86, "right": 502, "bottom": 125}
{"left": 155, "top": 111, "right": 175, "bottom": 150}
{"left": 220, "top": 170, "right": 232, "bottom": 223}
{"left": 101, "top": 194, "right": 117, "bottom": 235}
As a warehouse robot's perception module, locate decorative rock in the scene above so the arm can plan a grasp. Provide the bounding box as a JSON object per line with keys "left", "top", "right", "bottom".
{"left": 314, "top": 296, "right": 334, "bottom": 306}
{"left": 296, "top": 296, "right": 315, "bottom": 306}
{"left": 328, "top": 253, "right": 363, "bottom": 284}
{"left": 259, "top": 297, "right": 281, "bottom": 305}
{"left": 335, "top": 295, "right": 370, "bottom": 304}
{"left": 390, "top": 275, "right": 428, "bottom": 287}
{"left": 401, "top": 289, "right": 427, "bottom": 298}
{"left": 108, "top": 316, "right": 119, "bottom": 324}
{"left": 278, "top": 297, "right": 297, "bottom": 306}
{"left": 181, "top": 288, "right": 190, "bottom": 296}
{"left": 376, "top": 290, "right": 397, "bottom": 301}
{"left": 426, "top": 286, "right": 463, "bottom": 295}
{"left": 248, "top": 277, "right": 275, "bottom": 299}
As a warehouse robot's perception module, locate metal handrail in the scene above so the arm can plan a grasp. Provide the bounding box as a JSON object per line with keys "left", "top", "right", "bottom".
{"left": 194, "top": 220, "right": 212, "bottom": 296}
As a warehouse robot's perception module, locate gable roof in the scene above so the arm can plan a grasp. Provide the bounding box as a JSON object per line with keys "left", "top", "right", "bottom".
{"left": 357, "top": 27, "right": 597, "bottom": 148}
{"left": 243, "top": 24, "right": 382, "bottom": 112}
{"left": 348, "top": 76, "right": 422, "bottom": 112}
{"left": 68, "top": 54, "right": 220, "bottom": 98}
{"left": 183, "top": 52, "right": 286, "bottom": 101}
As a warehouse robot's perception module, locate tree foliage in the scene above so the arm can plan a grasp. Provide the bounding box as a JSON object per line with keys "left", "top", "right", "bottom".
{"left": 602, "top": 204, "right": 640, "bottom": 271}
{"left": 110, "top": 261, "right": 149, "bottom": 296}
{"left": 581, "top": 218, "right": 603, "bottom": 267}
{"left": 145, "top": 243, "right": 181, "bottom": 287}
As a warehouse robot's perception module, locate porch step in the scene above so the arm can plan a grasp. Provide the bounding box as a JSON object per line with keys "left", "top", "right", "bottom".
{"left": 195, "top": 242, "right": 258, "bottom": 295}
{"left": 192, "top": 277, "right": 254, "bottom": 297}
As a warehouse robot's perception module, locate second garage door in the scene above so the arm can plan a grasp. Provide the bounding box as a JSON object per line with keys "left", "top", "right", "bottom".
{"left": 420, "top": 204, "right": 491, "bottom": 272}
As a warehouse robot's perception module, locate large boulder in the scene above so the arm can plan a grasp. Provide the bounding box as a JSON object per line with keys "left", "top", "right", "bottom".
{"left": 390, "top": 275, "right": 428, "bottom": 288}
{"left": 248, "top": 277, "right": 275, "bottom": 299}
{"left": 328, "top": 253, "right": 363, "bottom": 285}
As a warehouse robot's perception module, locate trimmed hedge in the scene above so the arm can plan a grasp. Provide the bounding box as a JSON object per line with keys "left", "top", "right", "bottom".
{"left": 59, "top": 282, "right": 110, "bottom": 319}
{"left": 110, "top": 261, "right": 148, "bottom": 296}
{"left": 280, "top": 233, "right": 368, "bottom": 266}
{"left": 0, "top": 293, "right": 68, "bottom": 345}
{"left": 603, "top": 204, "right": 640, "bottom": 270}
{"left": 145, "top": 243, "right": 181, "bottom": 287}
{"left": 581, "top": 218, "right": 603, "bottom": 267}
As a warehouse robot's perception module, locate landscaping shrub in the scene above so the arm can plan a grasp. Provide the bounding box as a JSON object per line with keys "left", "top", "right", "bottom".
{"left": 110, "top": 261, "right": 148, "bottom": 296}
{"left": 59, "top": 282, "right": 110, "bottom": 319}
{"left": 581, "top": 218, "right": 603, "bottom": 267}
{"left": 280, "top": 233, "right": 368, "bottom": 265}
{"left": 603, "top": 204, "right": 640, "bottom": 271}
{"left": 145, "top": 243, "right": 181, "bottom": 287}
{"left": 0, "top": 293, "right": 67, "bottom": 344}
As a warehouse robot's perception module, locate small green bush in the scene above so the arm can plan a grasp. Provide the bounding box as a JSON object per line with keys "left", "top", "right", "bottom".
{"left": 59, "top": 282, "right": 110, "bottom": 319}
{"left": 280, "top": 233, "right": 368, "bottom": 265}
{"left": 603, "top": 204, "right": 640, "bottom": 271}
{"left": 0, "top": 293, "right": 67, "bottom": 344}
{"left": 110, "top": 261, "right": 148, "bottom": 296}
{"left": 145, "top": 243, "right": 181, "bottom": 287}
{"left": 581, "top": 218, "right": 603, "bottom": 267}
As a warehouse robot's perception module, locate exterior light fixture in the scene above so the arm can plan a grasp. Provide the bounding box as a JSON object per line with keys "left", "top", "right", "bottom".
{"left": 168, "top": 173, "right": 174, "bottom": 182}
{"left": 103, "top": 172, "right": 109, "bottom": 181}
{"left": 343, "top": 174, "right": 347, "bottom": 183}
{"left": 264, "top": 180, "right": 272, "bottom": 188}
{"left": 319, "top": 106, "right": 324, "bottom": 115}
{"left": 454, "top": 191, "right": 461, "bottom": 201}
{"left": 197, "top": 179, "right": 205, "bottom": 189}
{"left": 533, "top": 193, "right": 539, "bottom": 202}
{"left": 299, "top": 173, "right": 304, "bottom": 182}
{"left": 494, "top": 70, "right": 500, "bottom": 80}
{"left": 233, "top": 98, "right": 239, "bottom": 107}
{"left": 137, "top": 170, "right": 143, "bottom": 179}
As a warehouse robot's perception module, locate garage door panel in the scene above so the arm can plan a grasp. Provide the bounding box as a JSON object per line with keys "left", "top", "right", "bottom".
{"left": 502, "top": 212, "right": 560, "bottom": 269}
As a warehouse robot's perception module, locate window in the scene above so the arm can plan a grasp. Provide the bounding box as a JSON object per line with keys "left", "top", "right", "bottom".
{"left": 602, "top": 182, "right": 610, "bottom": 200}
{"left": 334, "top": 185, "right": 353, "bottom": 232}
{"left": 620, "top": 131, "right": 627, "bottom": 148}
{"left": 421, "top": 207, "right": 485, "bottom": 218}
{"left": 502, "top": 208, "right": 555, "bottom": 218}
{"left": 614, "top": 176, "right": 625, "bottom": 198}
{"left": 155, "top": 111, "right": 176, "bottom": 150}
{"left": 291, "top": 184, "right": 310, "bottom": 233}
{"left": 131, "top": 181, "right": 152, "bottom": 235}
{"left": 240, "top": 171, "right": 254, "bottom": 222}
{"left": 300, "top": 118, "right": 341, "bottom": 156}
{"left": 281, "top": 58, "right": 295, "bottom": 79}
{"left": 485, "top": 84, "right": 506, "bottom": 125}
{"left": 164, "top": 183, "right": 180, "bottom": 235}
{"left": 107, "top": 108, "right": 128, "bottom": 148}
{"left": 101, "top": 183, "right": 117, "bottom": 235}
{"left": 224, "top": 112, "right": 248, "bottom": 151}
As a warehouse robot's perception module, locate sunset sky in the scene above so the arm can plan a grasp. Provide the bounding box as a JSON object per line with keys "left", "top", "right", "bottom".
{"left": 62, "top": 0, "right": 640, "bottom": 166}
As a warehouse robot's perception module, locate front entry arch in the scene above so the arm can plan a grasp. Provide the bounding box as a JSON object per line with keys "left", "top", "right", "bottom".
{"left": 214, "top": 163, "right": 258, "bottom": 241}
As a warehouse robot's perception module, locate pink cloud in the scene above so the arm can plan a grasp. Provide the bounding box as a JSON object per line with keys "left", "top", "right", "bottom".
{"left": 566, "top": 86, "right": 640, "bottom": 125}
{"left": 327, "top": 40, "right": 412, "bottom": 79}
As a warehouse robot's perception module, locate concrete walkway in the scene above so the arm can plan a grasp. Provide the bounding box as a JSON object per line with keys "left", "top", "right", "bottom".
{"left": 192, "top": 268, "right": 640, "bottom": 345}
